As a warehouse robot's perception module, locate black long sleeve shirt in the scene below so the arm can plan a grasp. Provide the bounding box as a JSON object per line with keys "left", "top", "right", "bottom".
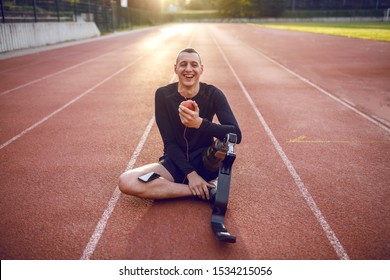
{"left": 155, "top": 82, "right": 242, "bottom": 176}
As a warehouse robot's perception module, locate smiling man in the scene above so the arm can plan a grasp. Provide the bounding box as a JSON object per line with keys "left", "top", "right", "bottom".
{"left": 119, "top": 48, "right": 241, "bottom": 201}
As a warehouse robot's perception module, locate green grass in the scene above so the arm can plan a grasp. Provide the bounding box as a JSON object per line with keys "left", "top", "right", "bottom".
{"left": 258, "top": 22, "right": 390, "bottom": 42}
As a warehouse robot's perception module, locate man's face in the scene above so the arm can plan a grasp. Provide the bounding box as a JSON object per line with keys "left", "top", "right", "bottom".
{"left": 174, "top": 52, "right": 203, "bottom": 88}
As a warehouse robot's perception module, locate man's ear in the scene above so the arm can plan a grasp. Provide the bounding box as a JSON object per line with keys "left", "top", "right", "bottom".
{"left": 174, "top": 64, "right": 178, "bottom": 74}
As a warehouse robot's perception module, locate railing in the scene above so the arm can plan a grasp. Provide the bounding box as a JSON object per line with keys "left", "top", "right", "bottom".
{"left": 0, "top": 0, "right": 167, "bottom": 33}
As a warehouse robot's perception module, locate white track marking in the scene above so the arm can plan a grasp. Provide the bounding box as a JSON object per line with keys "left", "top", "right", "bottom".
{"left": 80, "top": 29, "right": 195, "bottom": 260}
{"left": 80, "top": 116, "right": 155, "bottom": 260}
{"left": 211, "top": 30, "right": 350, "bottom": 260}
{"left": 1, "top": 26, "right": 183, "bottom": 149}
{"left": 81, "top": 79, "right": 173, "bottom": 261}
{"left": 0, "top": 47, "right": 130, "bottom": 97}
{"left": 0, "top": 26, "right": 159, "bottom": 60}
{"left": 80, "top": 32, "right": 193, "bottom": 260}
{"left": 341, "top": 98, "right": 356, "bottom": 107}
{"left": 372, "top": 115, "right": 390, "bottom": 127}
{"left": 0, "top": 28, "right": 162, "bottom": 94}
{"left": 244, "top": 43, "right": 390, "bottom": 134}
{"left": 81, "top": 74, "right": 176, "bottom": 260}
{"left": 0, "top": 55, "right": 146, "bottom": 151}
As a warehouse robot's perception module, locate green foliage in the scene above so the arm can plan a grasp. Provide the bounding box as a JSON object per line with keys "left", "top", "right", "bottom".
{"left": 128, "top": 0, "right": 161, "bottom": 11}
{"left": 186, "top": 0, "right": 219, "bottom": 10}
{"left": 166, "top": 10, "right": 220, "bottom": 20}
{"left": 217, "top": 0, "right": 251, "bottom": 18}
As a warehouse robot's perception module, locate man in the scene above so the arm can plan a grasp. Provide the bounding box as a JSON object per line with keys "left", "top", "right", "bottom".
{"left": 119, "top": 48, "right": 241, "bottom": 201}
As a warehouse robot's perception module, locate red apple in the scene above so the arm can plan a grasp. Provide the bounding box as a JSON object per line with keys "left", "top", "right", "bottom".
{"left": 181, "top": 100, "right": 195, "bottom": 111}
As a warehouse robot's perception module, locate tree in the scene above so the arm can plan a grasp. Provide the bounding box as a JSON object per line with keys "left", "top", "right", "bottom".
{"left": 127, "top": 0, "right": 160, "bottom": 11}
{"left": 217, "top": 0, "right": 250, "bottom": 17}
{"left": 186, "top": 0, "right": 219, "bottom": 10}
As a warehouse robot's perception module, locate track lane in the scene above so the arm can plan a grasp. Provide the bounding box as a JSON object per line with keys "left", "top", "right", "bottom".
{"left": 0, "top": 28, "right": 158, "bottom": 93}
{"left": 211, "top": 28, "right": 348, "bottom": 260}
{"left": 90, "top": 24, "right": 341, "bottom": 259}
{"left": 0, "top": 61, "right": 156, "bottom": 259}
{"left": 209, "top": 24, "right": 389, "bottom": 259}
{"left": 0, "top": 25, "right": 196, "bottom": 259}
{"left": 235, "top": 24, "right": 390, "bottom": 128}
{"left": 0, "top": 53, "right": 147, "bottom": 149}
{"left": 0, "top": 23, "right": 388, "bottom": 260}
{"left": 0, "top": 30, "right": 169, "bottom": 145}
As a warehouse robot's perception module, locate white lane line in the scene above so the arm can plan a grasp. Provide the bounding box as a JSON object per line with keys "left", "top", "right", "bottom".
{"left": 341, "top": 98, "right": 356, "bottom": 107}
{"left": 0, "top": 55, "right": 146, "bottom": 151}
{"left": 80, "top": 29, "right": 193, "bottom": 260}
{"left": 0, "top": 27, "right": 164, "bottom": 95}
{"left": 80, "top": 116, "right": 155, "bottom": 260}
{"left": 372, "top": 115, "right": 390, "bottom": 128}
{"left": 211, "top": 30, "right": 350, "bottom": 260}
{"left": 0, "top": 46, "right": 129, "bottom": 97}
{"left": 247, "top": 44, "right": 390, "bottom": 134}
{"left": 80, "top": 70, "right": 177, "bottom": 260}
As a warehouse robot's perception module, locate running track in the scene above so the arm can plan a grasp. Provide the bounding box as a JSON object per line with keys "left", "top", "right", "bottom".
{"left": 0, "top": 23, "right": 389, "bottom": 260}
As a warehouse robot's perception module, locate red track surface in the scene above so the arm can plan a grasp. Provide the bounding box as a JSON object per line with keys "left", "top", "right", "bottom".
{"left": 0, "top": 23, "right": 389, "bottom": 260}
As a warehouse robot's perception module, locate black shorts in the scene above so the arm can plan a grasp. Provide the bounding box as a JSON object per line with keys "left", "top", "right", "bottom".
{"left": 159, "top": 148, "right": 219, "bottom": 184}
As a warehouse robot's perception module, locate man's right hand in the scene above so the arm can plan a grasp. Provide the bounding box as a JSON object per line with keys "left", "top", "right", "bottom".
{"left": 178, "top": 102, "right": 203, "bottom": 129}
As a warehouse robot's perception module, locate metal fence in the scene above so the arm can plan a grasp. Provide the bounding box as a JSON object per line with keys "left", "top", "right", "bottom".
{"left": 0, "top": 0, "right": 167, "bottom": 33}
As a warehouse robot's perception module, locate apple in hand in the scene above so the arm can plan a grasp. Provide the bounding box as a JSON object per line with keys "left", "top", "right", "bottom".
{"left": 181, "top": 100, "right": 195, "bottom": 111}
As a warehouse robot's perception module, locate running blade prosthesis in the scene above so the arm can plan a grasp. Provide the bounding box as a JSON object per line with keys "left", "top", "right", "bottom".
{"left": 210, "top": 133, "right": 237, "bottom": 243}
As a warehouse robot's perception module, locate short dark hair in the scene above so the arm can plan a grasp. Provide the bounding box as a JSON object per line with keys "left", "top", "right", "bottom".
{"left": 176, "top": 48, "right": 202, "bottom": 64}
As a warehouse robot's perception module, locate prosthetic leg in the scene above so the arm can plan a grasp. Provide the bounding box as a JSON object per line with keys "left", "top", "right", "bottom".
{"left": 204, "top": 133, "right": 237, "bottom": 243}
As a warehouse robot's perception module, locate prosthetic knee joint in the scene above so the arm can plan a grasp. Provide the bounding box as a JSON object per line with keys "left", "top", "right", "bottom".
{"left": 203, "top": 134, "right": 237, "bottom": 171}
